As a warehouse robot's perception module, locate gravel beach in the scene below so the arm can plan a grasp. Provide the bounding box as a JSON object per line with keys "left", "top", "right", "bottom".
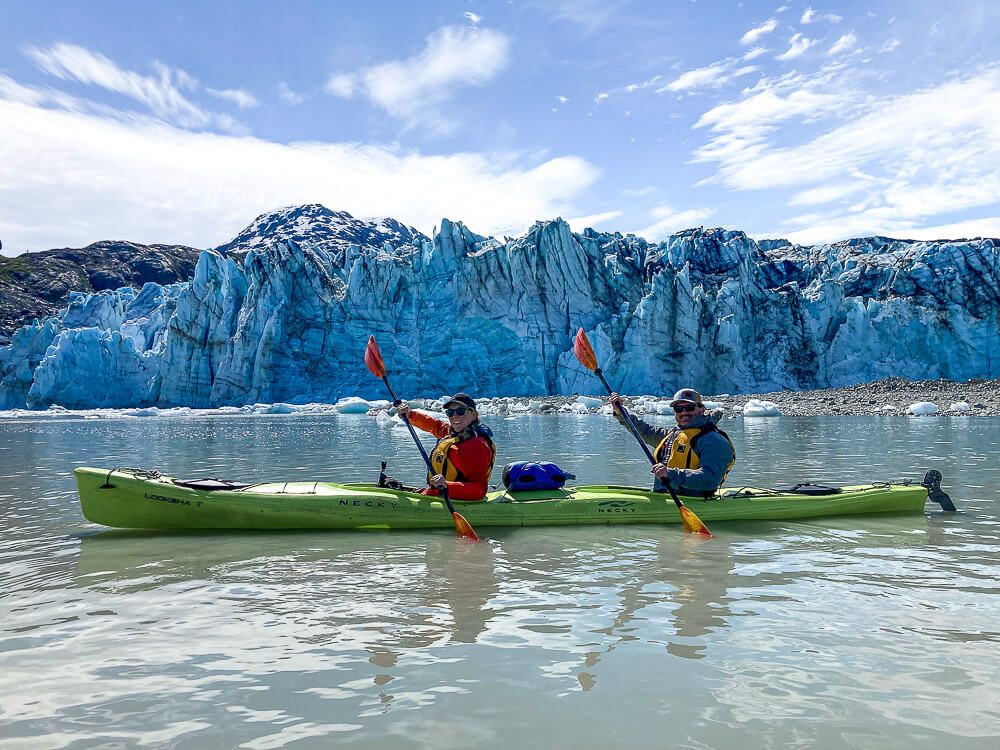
{"left": 402, "top": 378, "right": 1000, "bottom": 418}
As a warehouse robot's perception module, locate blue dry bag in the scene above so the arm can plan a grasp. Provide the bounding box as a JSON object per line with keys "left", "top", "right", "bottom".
{"left": 502, "top": 462, "right": 575, "bottom": 492}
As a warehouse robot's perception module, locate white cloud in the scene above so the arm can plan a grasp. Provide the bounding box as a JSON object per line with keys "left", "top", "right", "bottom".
{"left": 635, "top": 205, "right": 714, "bottom": 241}
{"left": 801, "top": 8, "right": 842, "bottom": 24}
{"left": 25, "top": 43, "right": 242, "bottom": 133}
{"left": 325, "top": 73, "right": 356, "bottom": 98}
{"left": 566, "top": 209, "right": 623, "bottom": 231}
{"left": 693, "top": 65, "right": 1000, "bottom": 243}
{"left": 330, "top": 25, "right": 510, "bottom": 133}
{"left": 881, "top": 38, "right": 901, "bottom": 53}
{"left": 776, "top": 4, "right": 789, "bottom": 12}
{"left": 625, "top": 74, "right": 663, "bottom": 92}
{"left": 594, "top": 92, "right": 609, "bottom": 103}
{"left": 740, "top": 19, "right": 778, "bottom": 45}
{"left": 278, "top": 82, "right": 304, "bottom": 105}
{"left": 206, "top": 87, "right": 259, "bottom": 109}
{"left": 776, "top": 33, "right": 816, "bottom": 60}
{"left": 464, "top": 11, "right": 482, "bottom": 25}
{"left": 743, "top": 47, "right": 769, "bottom": 61}
{"left": 555, "top": 95, "right": 569, "bottom": 103}
{"left": 781, "top": 214, "right": 1000, "bottom": 245}
{"left": 0, "top": 95, "right": 600, "bottom": 252}
{"left": 623, "top": 185, "right": 656, "bottom": 197}
{"left": 658, "top": 60, "right": 756, "bottom": 93}
{"left": 788, "top": 182, "right": 867, "bottom": 206}
{"left": 828, "top": 33, "right": 857, "bottom": 56}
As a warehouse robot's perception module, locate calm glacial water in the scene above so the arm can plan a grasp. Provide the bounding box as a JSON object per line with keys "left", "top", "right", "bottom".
{"left": 1, "top": 414, "right": 999, "bottom": 749}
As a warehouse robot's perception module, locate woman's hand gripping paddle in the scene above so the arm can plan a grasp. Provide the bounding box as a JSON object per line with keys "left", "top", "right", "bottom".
{"left": 573, "top": 328, "right": 712, "bottom": 537}
{"left": 365, "top": 336, "right": 480, "bottom": 541}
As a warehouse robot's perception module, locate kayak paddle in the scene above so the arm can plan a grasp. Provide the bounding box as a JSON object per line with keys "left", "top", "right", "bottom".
{"left": 364, "top": 335, "right": 480, "bottom": 541}
{"left": 573, "top": 327, "right": 712, "bottom": 537}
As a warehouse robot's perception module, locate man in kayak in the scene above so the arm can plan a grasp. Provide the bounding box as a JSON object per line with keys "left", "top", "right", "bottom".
{"left": 609, "top": 388, "right": 735, "bottom": 497}
{"left": 395, "top": 393, "right": 497, "bottom": 500}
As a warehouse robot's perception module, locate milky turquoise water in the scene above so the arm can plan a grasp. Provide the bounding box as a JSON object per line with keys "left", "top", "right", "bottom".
{"left": 1, "top": 414, "right": 999, "bottom": 749}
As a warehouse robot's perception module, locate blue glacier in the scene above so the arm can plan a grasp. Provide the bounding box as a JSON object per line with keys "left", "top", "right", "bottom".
{"left": 1, "top": 204, "right": 998, "bottom": 409}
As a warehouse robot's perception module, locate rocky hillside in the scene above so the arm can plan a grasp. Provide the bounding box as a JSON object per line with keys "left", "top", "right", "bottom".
{"left": 0, "top": 241, "right": 200, "bottom": 337}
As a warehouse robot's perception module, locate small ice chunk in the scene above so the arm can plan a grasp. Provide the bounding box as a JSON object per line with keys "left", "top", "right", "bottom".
{"left": 743, "top": 399, "right": 781, "bottom": 417}
{"left": 570, "top": 401, "right": 589, "bottom": 414}
{"left": 907, "top": 401, "right": 938, "bottom": 416}
{"left": 576, "top": 395, "right": 603, "bottom": 409}
{"left": 948, "top": 401, "right": 971, "bottom": 412}
{"left": 335, "top": 397, "right": 372, "bottom": 414}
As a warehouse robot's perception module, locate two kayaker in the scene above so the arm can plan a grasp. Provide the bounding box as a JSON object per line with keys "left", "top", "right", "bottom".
{"left": 395, "top": 393, "right": 497, "bottom": 500}
{"left": 609, "top": 388, "right": 735, "bottom": 497}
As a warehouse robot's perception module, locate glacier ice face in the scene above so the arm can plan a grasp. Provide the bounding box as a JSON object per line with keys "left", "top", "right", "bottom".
{"left": 1, "top": 206, "right": 998, "bottom": 409}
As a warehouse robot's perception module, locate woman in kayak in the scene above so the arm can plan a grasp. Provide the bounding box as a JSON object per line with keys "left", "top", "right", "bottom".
{"left": 609, "top": 388, "right": 735, "bottom": 497}
{"left": 395, "top": 393, "right": 497, "bottom": 500}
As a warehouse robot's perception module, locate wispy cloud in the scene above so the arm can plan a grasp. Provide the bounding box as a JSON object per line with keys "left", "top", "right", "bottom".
{"left": 828, "top": 33, "right": 857, "bottom": 56}
{"left": 541, "top": 0, "right": 629, "bottom": 37}
{"left": 743, "top": 47, "right": 769, "bottom": 61}
{"left": 740, "top": 19, "right": 778, "bottom": 46}
{"left": 881, "top": 38, "right": 901, "bottom": 53}
{"left": 278, "top": 82, "right": 304, "bottom": 105}
{"left": 801, "top": 7, "right": 843, "bottom": 24}
{"left": 776, "top": 34, "right": 816, "bottom": 61}
{"left": 464, "top": 11, "right": 482, "bottom": 25}
{"left": 623, "top": 185, "right": 657, "bottom": 198}
{"left": 566, "top": 209, "right": 623, "bottom": 230}
{"left": 658, "top": 61, "right": 757, "bottom": 94}
{"left": 635, "top": 205, "right": 714, "bottom": 240}
{"left": 625, "top": 74, "right": 663, "bottom": 93}
{"left": 594, "top": 91, "right": 609, "bottom": 103}
{"left": 693, "top": 65, "right": 1000, "bottom": 243}
{"left": 324, "top": 25, "right": 510, "bottom": 133}
{"left": 25, "top": 43, "right": 243, "bottom": 133}
{"left": 206, "top": 87, "right": 258, "bottom": 109}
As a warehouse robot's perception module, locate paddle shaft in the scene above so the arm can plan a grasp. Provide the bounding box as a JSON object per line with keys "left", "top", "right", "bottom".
{"left": 378, "top": 374, "right": 460, "bottom": 515}
{"left": 593, "top": 369, "right": 687, "bottom": 511}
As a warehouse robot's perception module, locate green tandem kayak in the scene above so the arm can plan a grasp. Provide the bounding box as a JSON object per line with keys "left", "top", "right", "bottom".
{"left": 74, "top": 466, "right": 941, "bottom": 531}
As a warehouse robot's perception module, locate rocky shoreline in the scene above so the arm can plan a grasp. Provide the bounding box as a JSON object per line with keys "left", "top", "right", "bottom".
{"left": 1, "top": 377, "right": 996, "bottom": 419}
{"left": 397, "top": 377, "right": 1000, "bottom": 418}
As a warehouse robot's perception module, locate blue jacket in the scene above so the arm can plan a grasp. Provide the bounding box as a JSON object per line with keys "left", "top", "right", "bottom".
{"left": 615, "top": 409, "right": 734, "bottom": 495}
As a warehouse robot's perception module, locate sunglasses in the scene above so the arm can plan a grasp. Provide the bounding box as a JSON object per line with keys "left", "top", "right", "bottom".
{"left": 445, "top": 407, "right": 470, "bottom": 417}
{"left": 673, "top": 404, "right": 699, "bottom": 413}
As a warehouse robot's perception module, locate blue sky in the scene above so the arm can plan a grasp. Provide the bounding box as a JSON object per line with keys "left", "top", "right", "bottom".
{"left": 2, "top": 0, "right": 1000, "bottom": 254}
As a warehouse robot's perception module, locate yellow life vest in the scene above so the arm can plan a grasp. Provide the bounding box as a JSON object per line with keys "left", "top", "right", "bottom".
{"left": 428, "top": 427, "right": 497, "bottom": 483}
{"left": 654, "top": 424, "right": 736, "bottom": 486}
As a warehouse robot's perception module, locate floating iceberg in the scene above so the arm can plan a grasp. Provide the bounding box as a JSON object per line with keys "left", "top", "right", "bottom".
{"left": 907, "top": 401, "right": 938, "bottom": 416}
{"left": 743, "top": 399, "right": 782, "bottom": 417}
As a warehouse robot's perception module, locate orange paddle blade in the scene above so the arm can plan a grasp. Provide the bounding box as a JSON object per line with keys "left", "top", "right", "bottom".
{"left": 364, "top": 336, "right": 386, "bottom": 378}
{"left": 679, "top": 506, "right": 712, "bottom": 537}
{"left": 573, "top": 328, "right": 599, "bottom": 371}
{"left": 452, "top": 512, "right": 480, "bottom": 541}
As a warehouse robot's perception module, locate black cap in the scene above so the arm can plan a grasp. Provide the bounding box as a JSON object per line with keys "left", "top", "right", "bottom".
{"left": 443, "top": 392, "right": 476, "bottom": 410}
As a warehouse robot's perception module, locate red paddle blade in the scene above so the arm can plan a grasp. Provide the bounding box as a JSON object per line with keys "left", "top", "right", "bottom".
{"left": 573, "top": 328, "right": 599, "bottom": 372}
{"left": 452, "top": 512, "right": 480, "bottom": 541}
{"left": 365, "top": 336, "right": 386, "bottom": 378}
{"left": 679, "top": 506, "right": 712, "bottom": 537}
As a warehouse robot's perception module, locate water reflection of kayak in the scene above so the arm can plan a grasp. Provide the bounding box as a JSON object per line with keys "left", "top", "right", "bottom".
{"left": 75, "top": 467, "right": 937, "bottom": 531}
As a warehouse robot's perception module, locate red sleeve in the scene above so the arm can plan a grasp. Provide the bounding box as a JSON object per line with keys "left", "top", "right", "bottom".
{"left": 406, "top": 410, "right": 450, "bottom": 438}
